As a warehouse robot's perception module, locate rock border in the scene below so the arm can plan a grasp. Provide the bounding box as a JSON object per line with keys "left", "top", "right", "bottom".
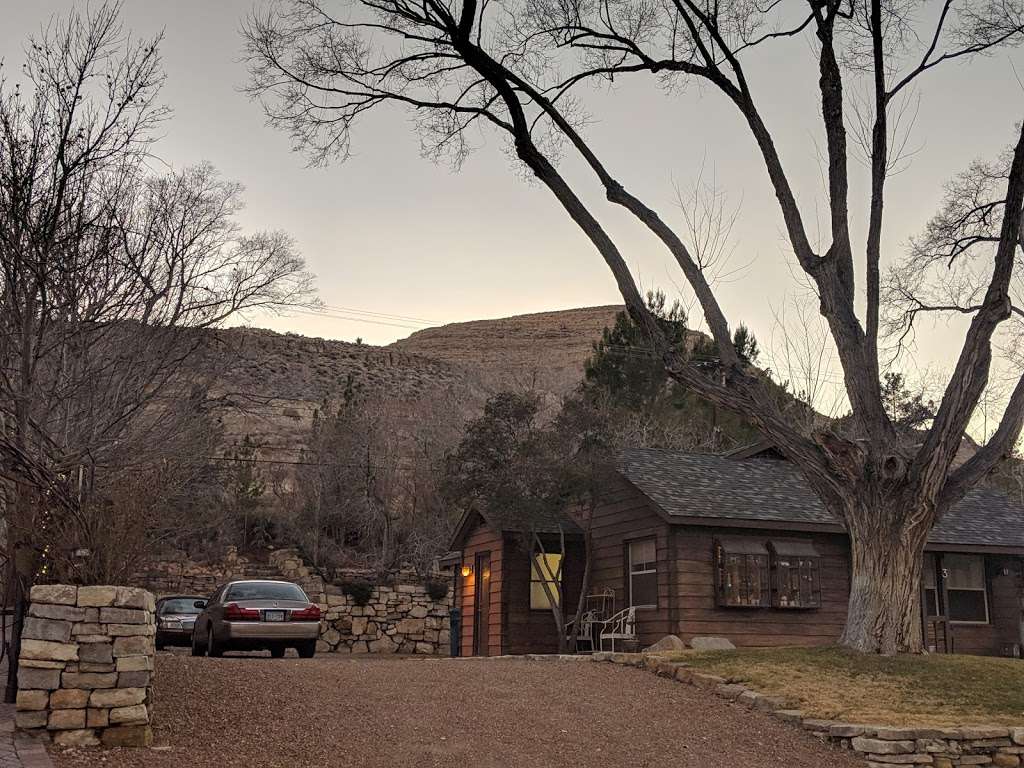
{"left": 458, "top": 652, "right": 1024, "bottom": 767}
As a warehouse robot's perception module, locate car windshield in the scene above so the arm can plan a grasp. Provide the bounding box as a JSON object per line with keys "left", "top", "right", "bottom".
{"left": 224, "top": 582, "right": 307, "bottom": 602}
{"left": 160, "top": 598, "right": 201, "bottom": 615}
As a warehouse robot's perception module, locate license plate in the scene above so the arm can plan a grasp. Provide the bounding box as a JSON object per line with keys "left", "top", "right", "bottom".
{"left": 264, "top": 610, "right": 286, "bottom": 622}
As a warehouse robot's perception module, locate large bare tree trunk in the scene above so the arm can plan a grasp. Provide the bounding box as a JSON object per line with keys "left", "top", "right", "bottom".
{"left": 840, "top": 508, "right": 930, "bottom": 654}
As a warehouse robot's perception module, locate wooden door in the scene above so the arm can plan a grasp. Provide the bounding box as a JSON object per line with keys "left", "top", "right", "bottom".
{"left": 473, "top": 551, "right": 491, "bottom": 656}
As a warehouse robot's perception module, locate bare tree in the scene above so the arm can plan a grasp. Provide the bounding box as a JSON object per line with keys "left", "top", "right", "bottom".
{"left": 245, "top": 0, "right": 1024, "bottom": 653}
{"left": 0, "top": 2, "right": 316, "bottom": 699}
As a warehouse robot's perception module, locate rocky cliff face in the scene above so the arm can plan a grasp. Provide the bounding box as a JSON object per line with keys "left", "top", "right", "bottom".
{"left": 203, "top": 305, "right": 623, "bottom": 458}
{"left": 390, "top": 305, "right": 622, "bottom": 404}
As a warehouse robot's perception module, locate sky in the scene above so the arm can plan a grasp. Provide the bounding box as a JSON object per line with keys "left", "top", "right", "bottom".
{"left": 3, "top": 1, "right": 1024, "bottom": 425}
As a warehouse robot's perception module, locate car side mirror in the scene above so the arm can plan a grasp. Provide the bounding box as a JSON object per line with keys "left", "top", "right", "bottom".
{"left": 193, "top": 600, "right": 207, "bottom": 610}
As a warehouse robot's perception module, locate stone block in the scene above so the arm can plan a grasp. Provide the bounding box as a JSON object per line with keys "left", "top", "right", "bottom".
{"left": 1012, "top": 729, "right": 1024, "bottom": 746}
{"left": 15, "top": 711, "right": 48, "bottom": 730}
{"left": 852, "top": 738, "right": 916, "bottom": 755}
{"left": 101, "top": 725, "right": 153, "bottom": 747}
{"left": 113, "top": 635, "right": 153, "bottom": 657}
{"left": 30, "top": 584, "right": 77, "bottom": 606}
{"left": 77, "top": 586, "right": 119, "bottom": 608}
{"left": 86, "top": 708, "right": 109, "bottom": 728}
{"left": 959, "top": 758, "right": 995, "bottom": 766}
{"left": 690, "top": 672, "right": 727, "bottom": 689}
{"left": 864, "top": 756, "right": 934, "bottom": 765}
{"left": 61, "top": 672, "right": 117, "bottom": 689}
{"left": 79, "top": 663, "right": 116, "bottom": 673}
{"left": 48, "top": 708, "right": 86, "bottom": 730}
{"left": 962, "top": 728, "right": 1010, "bottom": 740}
{"left": 368, "top": 636, "right": 398, "bottom": 653}
{"left": 832, "top": 725, "right": 873, "bottom": 738}
{"left": 20, "top": 638, "right": 78, "bottom": 662}
{"left": 408, "top": 605, "right": 429, "bottom": 619}
{"left": 994, "top": 755, "right": 1022, "bottom": 768}
{"left": 78, "top": 642, "right": 113, "bottom": 664}
{"left": 397, "top": 618, "right": 425, "bottom": 635}
{"left": 109, "top": 703, "right": 149, "bottom": 725}
{"left": 71, "top": 623, "right": 104, "bottom": 636}
{"left": 28, "top": 603, "right": 87, "bottom": 622}
{"left": 415, "top": 642, "right": 434, "bottom": 654}
{"left": 115, "top": 656, "right": 152, "bottom": 672}
{"left": 15, "top": 690, "right": 49, "bottom": 711}
{"left": 50, "top": 689, "right": 90, "bottom": 709}
{"left": 18, "top": 659, "right": 65, "bottom": 669}
{"left": 114, "top": 587, "right": 154, "bottom": 611}
{"left": 117, "top": 671, "right": 151, "bottom": 688}
{"left": 876, "top": 727, "right": 931, "bottom": 741}
{"left": 17, "top": 667, "right": 61, "bottom": 690}
{"left": 90, "top": 687, "right": 146, "bottom": 708}
{"left": 100, "top": 607, "right": 149, "bottom": 625}
{"left": 105, "top": 623, "right": 155, "bottom": 637}
{"left": 322, "top": 629, "right": 341, "bottom": 646}
{"left": 715, "top": 683, "right": 747, "bottom": 700}
{"left": 52, "top": 729, "right": 99, "bottom": 748}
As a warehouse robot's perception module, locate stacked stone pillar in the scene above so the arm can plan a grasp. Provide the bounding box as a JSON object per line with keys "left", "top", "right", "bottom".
{"left": 14, "top": 584, "right": 156, "bottom": 747}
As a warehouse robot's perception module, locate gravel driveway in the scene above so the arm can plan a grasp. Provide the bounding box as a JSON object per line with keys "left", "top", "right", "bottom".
{"left": 51, "top": 653, "right": 859, "bottom": 768}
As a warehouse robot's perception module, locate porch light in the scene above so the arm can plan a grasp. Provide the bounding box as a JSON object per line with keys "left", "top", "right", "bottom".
{"left": 461, "top": 565, "right": 472, "bottom": 578}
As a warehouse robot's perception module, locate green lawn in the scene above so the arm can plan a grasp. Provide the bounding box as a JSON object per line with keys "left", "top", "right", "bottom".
{"left": 660, "top": 646, "right": 1024, "bottom": 726}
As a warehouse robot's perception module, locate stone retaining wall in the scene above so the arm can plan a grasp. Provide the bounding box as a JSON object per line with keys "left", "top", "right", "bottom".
{"left": 15, "top": 584, "right": 155, "bottom": 748}
{"left": 317, "top": 583, "right": 451, "bottom": 655}
{"left": 136, "top": 548, "right": 453, "bottom": 655}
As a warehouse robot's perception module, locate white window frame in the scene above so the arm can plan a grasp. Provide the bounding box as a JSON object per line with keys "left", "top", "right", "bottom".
{"left": 943, "top": 554, "right": 990, "bottom": 625}
{"left": 628, "top": 538, "right": 658, "bottom": 609}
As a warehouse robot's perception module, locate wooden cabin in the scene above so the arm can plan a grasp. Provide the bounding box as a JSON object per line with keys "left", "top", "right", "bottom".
{"left": 451, "top": 445, "right": 1024, "bottom": 657}
{"left": 449, "top": 510, "right": 585, "bottom": 656}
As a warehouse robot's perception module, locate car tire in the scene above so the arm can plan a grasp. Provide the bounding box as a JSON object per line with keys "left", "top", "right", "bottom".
{"left": 191, "top": 631, "right": 206, "bottom": 657}
{"left": 270, "top": 645, "right": 286, "bottom": 659}
{"left": 207, "top": 627, "right": 224, "bottom": 658}
{"left": 297, "top": 640, "right": 316, "bottom": 659}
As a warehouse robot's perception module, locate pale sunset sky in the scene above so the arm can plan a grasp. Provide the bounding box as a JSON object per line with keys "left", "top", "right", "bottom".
{"left": 3, "top": 1, "right": 1024, "bottom": 431}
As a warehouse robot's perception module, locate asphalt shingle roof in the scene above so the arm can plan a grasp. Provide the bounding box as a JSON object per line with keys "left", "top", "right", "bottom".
{"left": 619, "top": 448, "right": 1024, "bottom": 551}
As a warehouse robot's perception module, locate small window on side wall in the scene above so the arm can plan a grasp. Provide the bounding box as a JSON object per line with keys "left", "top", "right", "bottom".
{"left": 628, "top": 539, "right": 658, "bottom": 608}
{"left": 769, "top": 540, "right": 821, "bottom": 609}
{"left": 944, "top": 554, "right": 989, "bottom": 624}
{"left": 714, "top": 539, "right": 770, "bottom": 608}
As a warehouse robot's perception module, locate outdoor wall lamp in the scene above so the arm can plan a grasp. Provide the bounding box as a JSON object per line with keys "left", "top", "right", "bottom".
{"left": 461, "top": 565, "right": 472, "bottom": 578}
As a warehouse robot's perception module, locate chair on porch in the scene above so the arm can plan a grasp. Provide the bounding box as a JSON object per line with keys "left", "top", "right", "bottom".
{"left": 598, "top": 606, "right": 637, "bottom": 652}
{"left": 565, "top": 609, "right": 602, "bottom": 653}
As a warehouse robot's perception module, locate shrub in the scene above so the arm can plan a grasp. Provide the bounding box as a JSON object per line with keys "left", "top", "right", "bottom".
{"left": 341, "top": 578, "right": 374, "bottom": 606}
{"left": 424, "top": 578, "right": 450, "bottom": 602}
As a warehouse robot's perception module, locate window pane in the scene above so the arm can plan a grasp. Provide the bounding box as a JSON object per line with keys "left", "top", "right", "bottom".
{"left": 630, "top": 539, "right": 656, "bottom": 571}
{"left": 944, "top": 554, "right": 984, "bottom": 589}
{"left": 948, "top": 589, "right": 987, "bottom": 622}
{"left": 631, "top": 571, "right": 658, "bottom": 607}
{"left": 530, "top": 553, "right": 561, "bottom": 610}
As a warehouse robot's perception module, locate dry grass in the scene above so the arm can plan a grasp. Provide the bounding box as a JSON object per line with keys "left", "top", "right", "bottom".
{"left": 660, "top": 646, "right": 1024, "bottom": 726}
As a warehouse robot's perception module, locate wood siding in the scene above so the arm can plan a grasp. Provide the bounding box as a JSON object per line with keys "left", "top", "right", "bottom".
{"left": 674, "top": 525, "right": 851, "bottom": 647}
{"left": 502, "top": 536, "right": 586, "bottom": 655}
{"left": 458, "top": 520, "right": 503, "bottom": 657}
{"left": 949, "top": 555, "right": 1022, "bottom": 657}
{"left": 588, "top": 477, "right": 672, "bottom": 648}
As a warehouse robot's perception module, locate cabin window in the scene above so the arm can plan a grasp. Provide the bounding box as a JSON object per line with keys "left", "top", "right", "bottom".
{"left": 922, "top": 553, "right": 940, "bottom": 617}
{"left": 627, "top": 539, "right": 658, "bottom": 608}
{"left": 944, "top": 554, "right": 989, "bottom": 624}
{"left": 768, "top": 540, "right": 821, "bottom": 609}
{"left": 530, "top": 552, "right": 562, "bottom": 610}
{"left": 714, "top": 539, "right": 770, "bottom": 608}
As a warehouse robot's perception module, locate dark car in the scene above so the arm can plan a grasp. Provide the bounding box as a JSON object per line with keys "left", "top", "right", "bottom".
{"left": 191, "top": 580, "right": 321, "bottom": 658}
{"left": 155, "top": 595, "right": 208, "bottom": 650}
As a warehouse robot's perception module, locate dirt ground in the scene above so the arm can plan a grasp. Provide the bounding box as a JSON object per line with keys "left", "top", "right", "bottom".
{"left": 51, "top": 652, "right": 861, "bottom": 768}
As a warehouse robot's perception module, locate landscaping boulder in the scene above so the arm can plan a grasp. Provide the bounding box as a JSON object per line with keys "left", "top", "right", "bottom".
{"left": 646, "top": 635, "right": 686, "bottom": 653}
{"left": 689, "top": 636, "right": 736, "bottom": 651}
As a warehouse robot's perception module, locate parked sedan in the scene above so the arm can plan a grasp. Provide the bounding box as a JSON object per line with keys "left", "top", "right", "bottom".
{"left": 191, "top": 580, "right": 321, "bottom": 658}
{"left": 155, "top": 595, "right": 208, "bottom": 650}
